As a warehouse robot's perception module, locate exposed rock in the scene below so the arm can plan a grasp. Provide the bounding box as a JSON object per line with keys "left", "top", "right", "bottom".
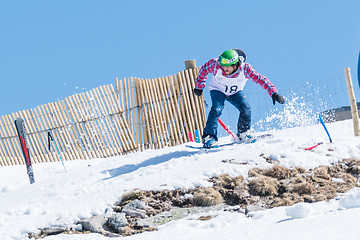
{"left": 121, "top": 199, "right": 147, "bottom": 218}
{"left": 107, "top": 213, "right": 128, "bottom": 232}
{"left": 78, "top": 215, "right": 108, "bottom": 234}
{"left": 137, "top": 207, "right": 199, "bottom": 227}
{"left": 40, "top": 226, "right": 68, "bottom": 236}
{"left": 124, "top": 199, "right": 146, "bottom": 209}
{"left": 137, "top": 205, "right": 226, "bottom": 228}
{"left": 245, "top": 204, "right": 267, "bottom": 215}
{"left": 77, "top": 214, "right": 121, "bottom": 237}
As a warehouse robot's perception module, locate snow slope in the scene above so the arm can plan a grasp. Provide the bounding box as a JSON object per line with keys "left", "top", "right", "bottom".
{"left": 1, "top": 119, "right": 360, "bottom": 240}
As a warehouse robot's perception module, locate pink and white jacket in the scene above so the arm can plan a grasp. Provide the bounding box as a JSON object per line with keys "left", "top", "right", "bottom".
{"left": 195, "top": 58, "right": 277, "bottom": 96}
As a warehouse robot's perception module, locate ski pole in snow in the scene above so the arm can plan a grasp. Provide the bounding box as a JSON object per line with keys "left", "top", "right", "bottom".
{"left": 304, "top": 142, "right": 323, "bottom": 151}
{"left": 204, "top": 101, "right": 238, "bottom": 140}
{"left": 319, "top": 115, "right": 333, "bottom": 143}
{"left": 48, "top": 131, "right": 67, "bottom": 172}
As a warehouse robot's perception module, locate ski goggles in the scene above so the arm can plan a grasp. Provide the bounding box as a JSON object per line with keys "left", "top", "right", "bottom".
{"left": 219, "top": 56, "right": 239, "bottom": 67}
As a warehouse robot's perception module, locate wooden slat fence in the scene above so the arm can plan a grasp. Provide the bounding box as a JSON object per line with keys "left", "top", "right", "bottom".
{"left": 0, "top": 67, "right": 206, "bottom": 166}
{"left": 0, "top": 84, "right": 137, "bottom": 166}
{"left": 116, "top": 67, "right": 206, "bottom": 150}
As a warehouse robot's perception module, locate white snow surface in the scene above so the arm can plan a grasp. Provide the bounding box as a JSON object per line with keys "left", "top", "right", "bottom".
{"left": 1, "top": 120, "right": 360, "bottom": 239}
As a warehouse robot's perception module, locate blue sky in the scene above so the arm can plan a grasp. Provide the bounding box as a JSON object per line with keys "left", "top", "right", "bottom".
{"left": 1, "top": 0, "right": 360, "bottom": 129}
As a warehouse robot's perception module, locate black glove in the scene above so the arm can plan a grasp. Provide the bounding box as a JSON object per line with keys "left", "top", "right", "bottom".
{"left": 193, "top": 88, "right": 203, "bottom": 97}
{"left": 272, "top": 92, "right": 285, "bottom": 105}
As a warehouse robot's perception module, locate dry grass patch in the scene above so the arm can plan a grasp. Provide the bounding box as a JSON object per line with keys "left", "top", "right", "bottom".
{"left": 263, "top": 165, "right": 299, "bottom": 180}
{"left": 193, "top": 187, "right": 223, "bottom": 206}
{"left": 210, "top": 174, "right": 244, "bottom": 189}
{"left": 248, "top": 176, "right": 279, "bottom": 196}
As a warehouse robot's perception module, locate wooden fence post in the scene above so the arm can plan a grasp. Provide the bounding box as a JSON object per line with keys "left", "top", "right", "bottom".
{"left": 184, "top": 60, "right": 206, "bottom": 142}
{"left": 344, "top": 67, "right": 360, "bottom": 136}
{"left": 185, "top": 60, "right": 196, "bottom": 70}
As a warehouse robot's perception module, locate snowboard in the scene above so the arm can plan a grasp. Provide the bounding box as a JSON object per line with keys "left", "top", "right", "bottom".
{"left": 185, "top": 133, "right": 273, "bottom": 149}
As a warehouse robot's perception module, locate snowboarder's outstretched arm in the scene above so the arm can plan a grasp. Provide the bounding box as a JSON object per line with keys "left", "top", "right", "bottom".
{"left": 243, "top": 63, "right": 285, "bottom": 105}
{"left": 243, "top": 63, "right": 277, "bottom": 96}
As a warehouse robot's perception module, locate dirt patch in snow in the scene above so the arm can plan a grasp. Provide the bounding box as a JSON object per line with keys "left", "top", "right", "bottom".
{"left": 111, "top": 158, "right": 360, "bottom": 236}
{"left": 31, "top": 158, "right": 360, "bottom": 238}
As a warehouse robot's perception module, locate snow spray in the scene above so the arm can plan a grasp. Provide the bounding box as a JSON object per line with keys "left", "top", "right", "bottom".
{"left": 254, "top": 94, "right": 321, "bottom": 131}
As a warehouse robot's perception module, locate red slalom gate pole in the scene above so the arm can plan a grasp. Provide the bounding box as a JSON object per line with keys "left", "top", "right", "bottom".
{"left": 218, "top": 118, "right": 238, "bottom": 140}
{"left": 304, "top": 142, "right": 323, "bottom": 151}
{"left": 204, "top": 101, "right": 238, "bottom": 140}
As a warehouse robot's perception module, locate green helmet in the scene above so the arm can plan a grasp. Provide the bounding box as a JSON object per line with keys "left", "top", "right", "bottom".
{"left": 218, "top": 49, "right": 239, "bottom": 67}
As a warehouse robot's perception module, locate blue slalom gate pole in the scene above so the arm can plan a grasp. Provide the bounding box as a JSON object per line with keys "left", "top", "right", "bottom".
{"left": 319, "top": 115, "right": 333, "bottom": 143}
{"left": 194, "top": 129, "right": 200, "bottom": 143}
{"left": 358, "top": 50, "right": 360, "bottom": 91}
{"left": 48, "top": 131, "right": 67, "bottom": 172}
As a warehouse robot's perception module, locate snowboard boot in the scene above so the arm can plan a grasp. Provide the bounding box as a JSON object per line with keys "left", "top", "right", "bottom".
{"left": 237, "top": 132, "right": 257, "bottom": 144}
{"left": 202, "top": 135, "right": 219, "bottom": 148}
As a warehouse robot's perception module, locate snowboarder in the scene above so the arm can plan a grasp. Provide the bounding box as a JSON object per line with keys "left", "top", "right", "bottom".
{"left": 193, "top": 49, "right": 285, "bottom": 148}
